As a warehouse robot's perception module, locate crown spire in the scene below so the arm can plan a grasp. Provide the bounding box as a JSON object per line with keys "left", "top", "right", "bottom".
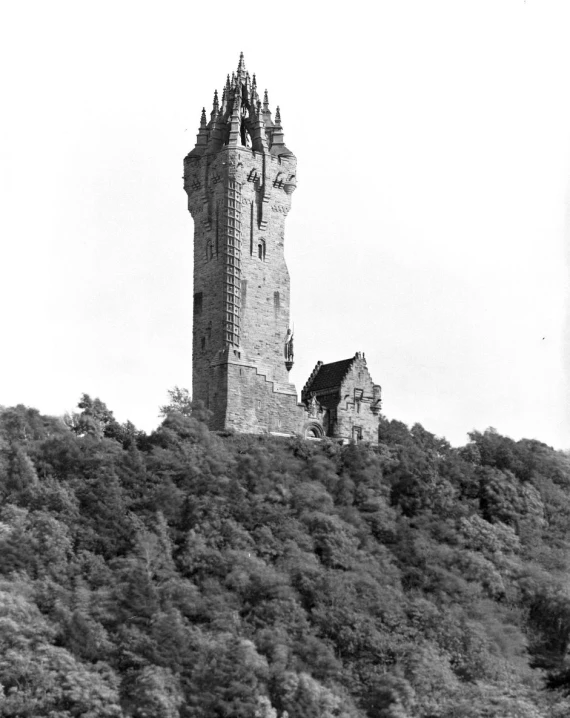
{"left": 237, "top": 51, "right": 246, "bottom": 75}
{"left": 186, "top": 55, "right": 294, "bottom": 156}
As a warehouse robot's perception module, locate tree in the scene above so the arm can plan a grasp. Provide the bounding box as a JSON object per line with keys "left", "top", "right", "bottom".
{"left": 0, "top": 583, "right": 122, "bottom": 717}
{"left": 159, "top": 387, "right": 192, "bottom": 418}
{"left": 121, "top": 665, "right": 183, "bottom": 718}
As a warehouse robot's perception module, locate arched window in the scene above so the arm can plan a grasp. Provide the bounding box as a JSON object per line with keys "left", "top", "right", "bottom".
{"left": 206, "top": 240, "right": 214, "bottom": 261}
{"left": 258, "top": 239, "right": 266, "bottom": 261}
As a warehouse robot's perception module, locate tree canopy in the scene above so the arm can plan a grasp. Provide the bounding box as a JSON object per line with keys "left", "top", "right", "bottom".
{"left": 1, "top": 396, "right": 570, "bottom": 716}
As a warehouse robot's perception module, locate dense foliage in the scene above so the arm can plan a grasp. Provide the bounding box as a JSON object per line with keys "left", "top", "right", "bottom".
{"left": 2, "top": 395, "right": 570, "bottom": 717}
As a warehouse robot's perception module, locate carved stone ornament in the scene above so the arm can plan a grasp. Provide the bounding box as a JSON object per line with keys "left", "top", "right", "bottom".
{"left": 308, "top": 393, "right": 320, "bottom": 418}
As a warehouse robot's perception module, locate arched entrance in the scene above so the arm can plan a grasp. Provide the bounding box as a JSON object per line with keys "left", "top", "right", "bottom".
{"left": 304, "top": 422, "right": 324, "bottom": 440}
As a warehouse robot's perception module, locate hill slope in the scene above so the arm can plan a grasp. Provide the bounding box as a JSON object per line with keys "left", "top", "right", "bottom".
{"left": 1, "top": 399, "right": 570, "bottom": 717}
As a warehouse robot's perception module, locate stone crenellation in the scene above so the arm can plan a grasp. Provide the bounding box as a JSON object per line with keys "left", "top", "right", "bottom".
{"left": 184, "top": 54, "right": 382, "bottom": 444}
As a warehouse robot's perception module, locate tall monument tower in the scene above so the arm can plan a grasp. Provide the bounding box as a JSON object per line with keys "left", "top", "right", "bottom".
{"left": 183, "top": 53, "right": 301, "bottom": 433}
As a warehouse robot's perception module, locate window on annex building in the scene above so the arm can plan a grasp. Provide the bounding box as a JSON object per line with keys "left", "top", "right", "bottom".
{"left": 354, "top": 388, "right": 363, "bottom": 413}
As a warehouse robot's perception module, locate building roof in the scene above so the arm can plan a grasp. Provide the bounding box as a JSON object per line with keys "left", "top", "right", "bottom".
{"left": 304, "top": 358, "right": 355, "bottom": 394}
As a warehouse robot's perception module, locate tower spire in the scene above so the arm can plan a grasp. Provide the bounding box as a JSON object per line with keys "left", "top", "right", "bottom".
{"left": 227, "top": 70, "right": 242, "bottom": 146}
{"left": 194, "top": 107, "right": 209, "bottom": 150}
{"left": 270, "top": 104, "right": 290, "bottom": 156}
{"left": 210, "top": 90, "right": 220, "bottom": 124}
{"left": 237, "top": 51, "right": 246, "bottom": 76}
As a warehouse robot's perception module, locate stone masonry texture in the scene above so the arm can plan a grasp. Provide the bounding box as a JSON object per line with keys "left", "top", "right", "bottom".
{"left": 183, "top": 54, "right": 382, "bottom": 444}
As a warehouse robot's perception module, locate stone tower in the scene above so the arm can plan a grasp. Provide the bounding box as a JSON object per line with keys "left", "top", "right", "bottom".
{"left": 183, "top": 53, "right": 301, "bottom": 434}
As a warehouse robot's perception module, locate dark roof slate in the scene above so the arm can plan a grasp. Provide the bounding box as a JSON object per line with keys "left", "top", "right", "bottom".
{"left": 305, "top": 358, "right": 355, "bottom": 393}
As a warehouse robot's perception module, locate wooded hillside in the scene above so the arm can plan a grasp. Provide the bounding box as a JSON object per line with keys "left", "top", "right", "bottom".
{"left": 2, "top": 396, "right": 570, "bottom": 717}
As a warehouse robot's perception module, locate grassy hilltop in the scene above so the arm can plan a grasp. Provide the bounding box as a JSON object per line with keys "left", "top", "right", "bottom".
{"left": 2, "top": 396, "right": 570, "bottom": 717}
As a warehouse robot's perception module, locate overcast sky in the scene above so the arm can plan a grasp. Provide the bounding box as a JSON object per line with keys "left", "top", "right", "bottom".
{"left": 1, "top": 0, "right": 569, "bottom": 448}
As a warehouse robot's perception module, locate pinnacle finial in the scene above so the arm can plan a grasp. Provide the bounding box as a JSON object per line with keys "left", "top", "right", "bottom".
{"left": 252, "top": 73, "right": 257, "bottom": 88}
{"left": 210, "top": 90, "right": 220, "bottom": 121}
{"left": 263, "top": 89, "right": 269, "bottom": 111}
{"left": 275, "top": 106, "right": 281, "bottom": 124}
{"left": 237, "top": 51, "right": 245, "bottom": 72}
{"left": 200, "top": 107, "right": 207, "bottom": 127}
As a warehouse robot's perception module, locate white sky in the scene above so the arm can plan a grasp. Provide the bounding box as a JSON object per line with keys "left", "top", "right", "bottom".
{"left": 1, "top": 0, "right": 569, "bottom": 448}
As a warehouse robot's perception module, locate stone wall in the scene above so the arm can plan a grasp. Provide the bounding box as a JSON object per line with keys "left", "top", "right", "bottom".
{"left": 184, "top": 143, "right": 299, "bottom": 433}
{"left": 225, "top": 361, "right": 304, "bottom": 434}
{"left": 335, "top": 356, "right": 381, "bottom": 443}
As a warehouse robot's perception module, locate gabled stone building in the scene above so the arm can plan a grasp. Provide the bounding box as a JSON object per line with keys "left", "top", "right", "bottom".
{"left": 183, "top": 54, "right": 382, "bottom": 444}
{"left": 302, "top": 354, "right": 382, "bottom": 443}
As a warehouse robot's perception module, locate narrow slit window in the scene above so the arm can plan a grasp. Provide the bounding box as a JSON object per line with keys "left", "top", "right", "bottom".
{"left": 354, "top": 388, "right": 363, "bottom": 414}
{"left": 193, "top": 292, "right": 203, "bottom": 315}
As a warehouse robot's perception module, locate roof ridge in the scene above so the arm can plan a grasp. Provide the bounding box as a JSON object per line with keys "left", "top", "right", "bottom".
{"left": 319, "top": 357, "right": 356, "bottom": 368}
